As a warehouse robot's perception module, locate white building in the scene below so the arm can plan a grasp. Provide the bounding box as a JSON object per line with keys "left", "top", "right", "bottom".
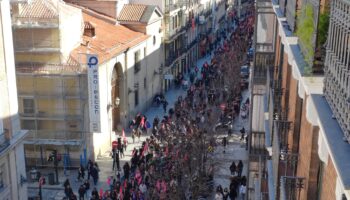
{"left": 0, "top": 0, "right": 28, "bottom": 199}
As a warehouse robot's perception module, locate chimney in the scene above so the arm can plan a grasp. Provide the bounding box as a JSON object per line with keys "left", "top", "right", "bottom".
{"left": 84, "top": 22, "right": 95, "bottom": 37}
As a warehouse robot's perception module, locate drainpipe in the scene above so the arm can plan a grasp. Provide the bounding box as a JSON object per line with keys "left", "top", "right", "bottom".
{"left": 124, "top": 48, "right": 129, "bottom": 126}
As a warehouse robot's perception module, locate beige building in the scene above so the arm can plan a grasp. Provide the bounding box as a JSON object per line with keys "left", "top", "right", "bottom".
{"left": 65, "top": 0, "right": 229, "bottom": 91}
{"left": 0, "top": 0, "right": 28, "bottom": 199}
{"left": 11, "top": 0, "right": 163, "bottom": 165}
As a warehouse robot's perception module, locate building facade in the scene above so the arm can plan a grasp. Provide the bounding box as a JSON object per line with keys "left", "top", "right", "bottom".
{"left": 66, "top": 0, "right": 229, "bottom": 92}
{"left": 0, "top": 0, "right": 28, "bottom": 199}
{"left": 11, "top": 0, "right": 163, "bottom": 165}
{"left": 248, "top": 0, "right": 350, "bottom": 199}
{"left": 323, "top": 0, "right": 350, "bottom": 143}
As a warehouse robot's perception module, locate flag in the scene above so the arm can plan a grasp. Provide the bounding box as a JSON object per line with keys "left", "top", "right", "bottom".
{"left": 140, "top": 116, "right": 145, "bottom": 128}
{"left": 141, "top": 142, "right": 148, "bottom": 156}
{"left": 156, "top": 180, "right": 161, "bottom": 192}
{"left": 119, "top": 186, "right": 123, "bottom": 200}
{"left": 99, "top": 188, "right": 103, "bottom": 198}
{"left": 122, "top": 129, "right": 126, "bottom": 139}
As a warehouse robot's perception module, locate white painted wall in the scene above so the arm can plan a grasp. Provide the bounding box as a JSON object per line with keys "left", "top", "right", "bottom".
{"left": 0, "top": 1, "right": 28, "bottom": 199}
{"left": 59, "top": 2, "right": 83, "bottom": 62}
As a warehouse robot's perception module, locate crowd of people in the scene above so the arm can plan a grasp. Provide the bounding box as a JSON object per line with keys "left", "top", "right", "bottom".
{"left": 59, "top": 4, "right": 255, "bottom": 200}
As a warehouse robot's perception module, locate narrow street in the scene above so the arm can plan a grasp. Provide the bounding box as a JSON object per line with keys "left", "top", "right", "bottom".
{"left": 28, "top": 6, "right": 254, "bottom": 200}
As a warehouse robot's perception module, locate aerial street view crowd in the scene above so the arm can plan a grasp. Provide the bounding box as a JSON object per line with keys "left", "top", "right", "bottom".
{"left": 59, "top": 3, "right": 255, "bottom": 199}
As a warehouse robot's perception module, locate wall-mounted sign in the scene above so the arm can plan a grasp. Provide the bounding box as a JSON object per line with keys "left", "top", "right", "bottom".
{"left": 87, "top": 55, "right": 101, "bottom": 132}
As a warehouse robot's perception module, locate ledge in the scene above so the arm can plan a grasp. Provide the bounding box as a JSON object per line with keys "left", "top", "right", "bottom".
{"left": 310, "top": 94, "right": 350, "bottom": 189}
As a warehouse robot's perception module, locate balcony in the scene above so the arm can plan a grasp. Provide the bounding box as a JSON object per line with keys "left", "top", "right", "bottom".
{"left": 164, "top": 3, "right": 181, "bottom": 13}
{"left": 15, "top": 63, "right": 87, "bottom": 74}
{"left": 20, "top": 112, "right": 83, "bottom": 121}
{"left": 279, "top": 176, "right": 305, "bottom": 200}
{"left": 164, "top": 26, "right": 186, "bottom": 42}
{"left": 165, "top": 48, "right": 186, "bottom": 67}
{"left": 25, "top": 130, "right": 82, "bottom": 141}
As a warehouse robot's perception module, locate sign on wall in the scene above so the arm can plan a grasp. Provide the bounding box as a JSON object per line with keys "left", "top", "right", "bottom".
{"left": 87, "top": 55, "right": 101, "bottom": 133}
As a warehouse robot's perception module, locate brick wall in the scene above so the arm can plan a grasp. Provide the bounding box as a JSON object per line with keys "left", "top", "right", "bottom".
{"left": 320, "top": 158, "right": 337, "bottom": 200}
{"left": 287, "top": 75, "right": 301, "bottom": 153}
{"left": 296, "top": 95, "right": 320, "bottom": 200}
{"left": 280, "top": 53, "right": 289, "bottom": 111}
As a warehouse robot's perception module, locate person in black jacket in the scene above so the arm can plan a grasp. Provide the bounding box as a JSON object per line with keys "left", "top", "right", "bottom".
{"left": 64, "top": 184, "right": 73, "bottom": 198}
{"left": 78, "top": 184, "right": 86, "bottom": 200}
{"left": 77, "top": 165, "right": 85, "bottom": 181}
{"left": 123, "top": 162, "right": 130, "bottom": 180}
{"left": 91, "top": 187, "right": 99, "bottom": 200}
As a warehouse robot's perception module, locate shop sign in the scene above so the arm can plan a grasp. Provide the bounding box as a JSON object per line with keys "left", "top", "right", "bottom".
{"left": 87, "top": 55, "right": 101, "bottom": 132}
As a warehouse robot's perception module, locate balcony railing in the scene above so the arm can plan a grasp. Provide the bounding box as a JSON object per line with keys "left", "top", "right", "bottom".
{"left": 25, "top": 130, "right": 83, "bottom": 141}
{"left": 0, "top": 133, "right": 10, "bottom": 154}
{"left": 280, "top": 176, "right": 305, "bottom": 200}
{"left": 165, "top": 48, "right": 186, "bottom": 67}
{"left": 164, "top": 3, "right": 181, "bottom": 13}
{"left": 164, "top": 26, "right": 186, "bottom": 41}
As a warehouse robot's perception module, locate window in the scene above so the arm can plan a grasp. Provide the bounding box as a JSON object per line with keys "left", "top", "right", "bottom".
{"left": 144, "top": 47, "right": 147, "bottom": 58}
{"left": 153, "top": 36, "right": 156, "bottom": 45}
{"left": 0, "top": 164, "right": 5, "bottom": 189}
{"left": 144, "top": 77, "right": 147, "bottom": 89}
{"left": 21, "top": 120, "right": 35, "bottom": 130}
{"left": 23, "top": 99, "right": 35, "bottom": 114}
{"left": 134, "top": 50, "right": 141, "bottom": 73}
{"left": 134, "top": 89, "right": 139, "bottom": 107}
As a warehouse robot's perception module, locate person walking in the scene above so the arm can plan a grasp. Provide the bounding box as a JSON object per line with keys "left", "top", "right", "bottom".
{"left": 230, "top": 161, "right": 237, "bottom": 176}
{"left": 78, "top": 184, "right": 86, "bottom": 200}
{"left": 245, "top": 135, "right": 249, "bottom": 150}
{"left": 240, "top": 127, "right": 246, "bottom": 141}
{"left": 77, "top": 165, "right": 85, "bottom": 181}
{"left": 91, "top": 187, "right": 99, "bottom": 200}
{"left": 86, "top": 159, "right": 93, "bottom": 180}
{"left": 223, "top": 188, "right": 229, "bottom": 200}
{"left": 112, "top": 148, "right": 120, "bottom": 171}
{"left": 64, "top": 184, "right": 73, "bottom": 198}
{"left": 222, "top": 137, "right": 227, "bottom": 153}
{"left": 162, "top": 100, "right": 168, "bottom": 114}
{"left": 91, "top": 163, "right": 99, "bottom": 185}
{"left": 239, "top": 183, "right": 246, "bottom": 200}
{"left": 123, "top": 162, "right": 130, "bottom": 180}
{"left": 237, "top": 160, "right": 243, "bottom": 177}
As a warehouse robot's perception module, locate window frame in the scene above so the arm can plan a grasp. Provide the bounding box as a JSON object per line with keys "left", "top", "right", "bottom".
{"left": 134, "top": 50, "right": 141, "bottom": 73}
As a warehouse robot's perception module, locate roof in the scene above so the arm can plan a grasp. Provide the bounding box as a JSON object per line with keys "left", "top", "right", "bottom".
{"left": 18, "top": 0, "right": 58, "bottom": 19}
{"left": 118, "top": 4, "right": 161, "bottom": 23}
{"left": 71, "top": 10, "right": 149, "bottom": 65}
{"left": 311, "top": 94, "right": 350, "bottom": 189}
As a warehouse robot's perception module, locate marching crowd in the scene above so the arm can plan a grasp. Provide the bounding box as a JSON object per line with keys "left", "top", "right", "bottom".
{"left": 61, "top": 4, "right": 255, "bottom": 200}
